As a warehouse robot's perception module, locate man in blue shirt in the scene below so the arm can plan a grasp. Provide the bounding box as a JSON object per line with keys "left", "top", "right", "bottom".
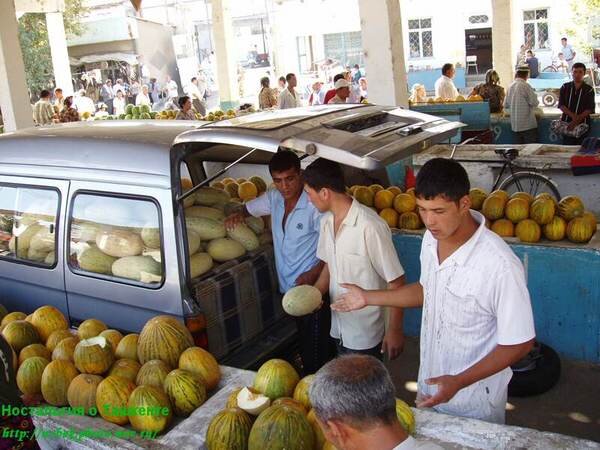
{"left": 225, "top": 150, "right": 331, "bottom": 373}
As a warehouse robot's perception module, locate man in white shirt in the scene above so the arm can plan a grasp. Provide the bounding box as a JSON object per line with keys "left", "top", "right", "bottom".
{"left": 277, "top": 73, "right": 302, "bottom": 109}
{"left": 332, "top": 158, "right": 535, "bottom": 424}
{"left": 434, "top": 63, "right": 459, "bottom": 100}
{"left": 327, "top": 79, "right": 350, "bottom": 104}
{"left": 310, "top": 355, "right": 442, "bottom": 450}
{"left": 165, "top": 75, "right": 179, "bottom": 100}
{"left": 504, "top": 67, "right": 539, "bottom": 144}
{"left": 73, "top": 89, "right": 96, "bottom": 116}
{"left": 560, "top": 37, "right": 576, "bottom": 70}
{"left": 304, "top": 158, "right": 406, "bottom": 360}
{"left": 186, "top": 77, "right": 206, "bottom": 116}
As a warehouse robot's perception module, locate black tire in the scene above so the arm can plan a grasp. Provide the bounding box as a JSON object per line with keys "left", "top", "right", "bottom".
{"left": 542, "top": 92, "right": 557, "bottom": 107}
{"left": 543, "top": 65, "right": 557, "bottom": 72}
{"left": 498, "top": 171, "right": 560, "bottom": 200}
{"left": 508, "top": 343, "right": 561, "bottom": 397}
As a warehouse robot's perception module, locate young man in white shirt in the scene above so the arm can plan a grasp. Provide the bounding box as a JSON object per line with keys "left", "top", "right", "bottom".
{"left": 332, "top": 158, "right": 535, "bottom": 424}
{"left": 434, "top": 63, "right": 459, "bottom": 100}
{"left": 304, "top": 158, "right": 405, "bottom": 361}
{"left": 277, "top": 73, "right": 302, "bottom": 109}
{"left": 310, "top": 355, "right": 442, "bottom": 450}
{"left": 560, "top": 37, "right": 576, "bottom": 70}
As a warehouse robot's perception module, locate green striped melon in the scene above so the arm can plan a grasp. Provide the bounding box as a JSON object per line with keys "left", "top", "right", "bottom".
{"left": 0, "top": 303, "right": 7, "bottom": 323}
{"left": 207, "top": 238, "right": 246, "bottom": 262}
{"left": 96, "top": 375, "right": 137, "bottom": 425}
{"left": 293, "top": 374, "right": 315, "bottom": 410}
{"left": 253, "top": 359, "right": 300, "bottom": 400}
{"left": 543, "top": 216, "right": 567, "bottom": 241}
{"left": 127, "top": 385, "right": 172, "bottom": 434}
{"left": 558, "top": 196, "right": 585, "bottom": 221}
{"left": 206, "top": 408, "right": 253, "bottom": 450}
{"left": 195, "top": 187, "right": 230, "bottom": 206}
{"left": 137, "top": 315, "right": 194, "bottom": 367}
{"left": 227, "top": 223, "right": 260, "bottom": 251}
{"left": 185, "top": 206, "right": 226, "bottom": 221}
{"left": 109, "top": 358, "right": 141, "bottom": 382}
{"left": 272, "top": 397, "right": 307, "bottom": 414}
{"left": 245, "top": 216, "right": 265, "bottom": 235}
{"left": 73, "top": 336, "right": 115, "bottom": 375}
{"left": 2, "top": 320, "right": 40, "bottom": 353}
{"left": 78, "top": 319, "right": 107, "bottom": 340}
{"left": 469, "top": 188, "right": 488, "bottom": 211}
{"left": 19, "top": 343, "right": 52, "bottom": 366}
{"left": 307, "top": 409, "right": 326, "bottom": 449}
{"left": 99, "top": 329, "right": 123, "bottom": 351}
{"left": 396, "top": 398, "right": 416, "bottom": 434}
{"left": 530, "top": 198, "right": 556, "bottom": 225}
{"left": 52, "top": 337, "right": 79, "bottom": 363}
{"left": 136, "top": 360, "right": 172, "bottom": 389}
{"left": 67, "top": 373, "right": 103, "bottom": 414}
{"left": 505, "top": 198, "right": 529, "bottom": 223}
{"left": 112, "top": 255, "right": 162, "bottom": 282}
{"left": 17, "top": 356, "right": 50, "bottom": 395}
{"left": 179, "top": 346, "right": 221, "bottom": 391}
{"left": 163, "top": 369, "right": 207, "bottom": 417}
{"left": 567, "top": 217, "right": 595, "bottom": 243}
{"left": 186, "top": 217, "right": 227, "bottom": 240}
{"left": 41, "top": 360, "right": 79, "bottom": 406}
{"left": 482, "top": 195, "right": 506, "bottom": 220}
{"left": 115, "top": 334, "right": 139, "bottom": 361}
{"left": 248, "top": 404, "right": 315, "bottom": 450}
{"left": 1, "top": 311, "right": 26, "bottom": 327}
{"left": 46, "top": 329, "right": 76, "bottom": 352}
{"left": 31, "top": 305, "right": 68, "bottom": 343}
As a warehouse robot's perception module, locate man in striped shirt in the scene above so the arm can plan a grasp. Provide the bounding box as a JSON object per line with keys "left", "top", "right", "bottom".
{"left": 33, "top": 90, "right": 56, "bottom": 125}
{"left": 504, "top": 67, "right": 539, "bottom": 144}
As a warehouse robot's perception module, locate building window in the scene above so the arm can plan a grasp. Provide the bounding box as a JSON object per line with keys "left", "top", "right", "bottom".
{"left": 323, "top": 31, "right": 363, "bottom": 67}
{"left": 468, "top": 15, "right": 489, "bottom": 25}
{"left": 408, "top": 18, "right": 433, "bottom": 59}
{"left": 296, "top": 36, "right": 312, "bottom": 73}
{"left": 523, "top": 9, "right": 549, "bottom": 50}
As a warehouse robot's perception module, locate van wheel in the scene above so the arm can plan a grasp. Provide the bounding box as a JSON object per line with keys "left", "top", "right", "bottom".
{"left": 508, "top": 342, "right": 561, "bottom": 397}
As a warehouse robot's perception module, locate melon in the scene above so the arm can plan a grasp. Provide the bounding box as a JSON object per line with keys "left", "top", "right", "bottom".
{"left": 207, "top": 238, "right": 246, "bottom": 262}
{"left": 272, "top": 397, "right": 307, "bottom": 414}
{"left": 238, "top": 181, "right": 258, "bottom": 201}
{"left": 0, "top": 303, "right": 7, "bottom": 323}
{"left": 52, "top": 337, "right": 79, "bottom": 362}
{"left": 211, "top": 181, "right": 225, "bottom": 190}
{"left": 558, "top": 196, "right": 585, "bottom": 221}
{"left": 179, "top": 346, "right": 221, "bottom": 391}
{"left": 515, "top": 219, "right": 541, "bottom": 243}
{"left": 250, "top": 176, "right": 268, "bottom": 194}
{"left": 248, "top": 405, "right": 315, "bottom": 450}
{"left": 27, "top": 247, "right": 50, "bottom": 262}
{"left": 293, "top": 374, "right": 314, "bottom": 410}
{"left": 74, "top": 336, "right": 115, "bottom": 374}
{"left": 127, "top": 385, "right": 172, "bottom": 434}
{"left": 181, "top": 178, "right": 196, "bottom": 208}
{"left": 245, "top": 216, "right": 265, "bottom": 236}
{"left": 164, "top": 369, "right": 207, "bottom": 416}
{"left": 185, "top": 206, "right": 226, "bottom": 221}
{"left": 482, "top": 195, "right": 506, "bottom": 220}
{"left": 227, "top": 387, "right": 245, "bottom": 408}
{"left": 186, "top": 217, "right": 227, "bottom": 240}
{"left": 237, "top": 178, "right": 247, "bottom": 184}
{"left": 530, "top": 198, "right": 556, "bottom": 225}
{"left": 323, "top": 442, "right": 339, "bottom": 450}
{"left": 112, "top": 255, "right": 162, "bottom": 283}
{"left": 95, "top": 229, "right": 144, "bottom": 258}
{"left": 190, "top": 252, "right": 214, "bottom": 279}
{"left": 67, "top": 373, "right": 103, "bottom": 414}
{"left": 398, "top": 212, "right": 423, "bottom": 230}
{"left": 140, "top": 227, "right": 161, "bottom": 249}
{"left": 369, "top": 184, "right": 384, "bottom": 194}
{"left": 567, "top": 217, "right": 595, "bottom": 243}
{"left": 186, "top": 228, "right": 202, "bottom": 255}
{"left": 99, "top": 329, "right": 123, "bottom": 351}
{"left": 396, "top": 398, "right": 416, "bottom": 434}
{"left": 9, "top": 223, "right": 44, "bottom": 257}
{"left": 195, "top": 187, "right": 230, "bottom": 206}
{"left": 227, "top": 223, "right": 260, "bottom": 251}
{"left": 2, "top": 320, "right": 40, "bottom": 353}
{"left": 282, "top": 285, "right": 322, "bottom": 317}
{"left": 46, "top": 329, "right": 76, "bottom": 352}
{"left": 505, "top": 198, "right": 529, "bottom": 223}
{"left": 393, "top": 193, "right": 416, "bottom": 214}
{"left": 73, "top": 221, "right": 104, "bottom": 243}
{"left": 469, "top": 188, "right": 488, "bottom": 211}
{"left": 221, "top": 178, "right": 236, "bottom": 185}
{"left": 353, "top": 187, "right": 374, "bottom": 207}
{"left": 78, "top": 319, "right": 107, "bottom": 340}
{"left": 387, "top": 186, "right": 403, "bottom": 196}
{"left": 96, "top": 375, "right": 137, "bottom": 425}
{"left": 29, "top": 227, "right": 55, "bottom": 253}
{"left": 45, "top": 251, "right": 56, "bottom": 265}
{"left": 490, "top": 190, "right": 509, "bottom": 203}
{"left": 491, "top": 219, "right": 514, "bottom": 237}
{"left": 17, "top": 356, "right": 49, "bottom": 395}
{"left": 236, "top": 386, "right": 271, "bottom": 415}
{"left": 225, "top": 182, "right": 240, "bottom": 198}
{"left": 253, "top": 359, "right": 300, "bottom": 400}
{"left": 379, "top": 208, "right": 399, "bottom": 228}
{"left": 509, "top": 191, "right": 534, "bottom": 205}
{"left": 206, "top": 408, "right": 253, "bottom": 450}
{"left": 19, "top": 343, "right": 52, "bottom": 365}
{"left": 116, "top": 334, "right": 139, "bottom": 361}
{"left": 543, "top": 216, "right": 567, "bottom": 241}
{"left": 1, "top": 311, "right": 27, "bottom": 327}
{"left": 109, "top": 358, "right": 141, "bottom": 382}
{"left": 582, "top": 211, "right": 598, "bottom": 229}
{"left": 30, "top": 305, "right": 68, "bottom": 343}
{"left": 137, "top": 315, "right": 194, "bottom": 367}
{"left": 41, "top": 359, "right": 79, "bottom": 406}
{"left": 78, "top": 245, "right": 117, "bottom": 275}
{"left": 374, "top": 190, "right": 395, "bottom": 210}
{"left": 307, "top": 409, "right": 326, "bottom": 449}
{"left": 136, "top": 359, "right": 172, "bottom": 389}
{"left": 535, "top": 192, "right": 558, "bottom": 205}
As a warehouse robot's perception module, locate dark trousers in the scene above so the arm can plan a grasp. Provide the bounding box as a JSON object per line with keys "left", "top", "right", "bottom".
{"left": 295, "top": 296, "right": 335, "bottom": 375}
{"left": 515, "top": 128, "right": 537, "bottom": 144}
{"left": 336, "top": 340, "right": 383, "bottom": 361}
{"left": 563, "top": 132, "right": 588, "bottom": 146}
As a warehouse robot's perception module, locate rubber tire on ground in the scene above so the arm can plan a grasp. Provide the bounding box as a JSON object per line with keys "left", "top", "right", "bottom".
{"left": 508, "top": 343, "right": 561, "bottom": 397}
{"left": 542, "top": 92, "right": 558, "bottom": 107}
{"left": 542, "top": 66, "right": 557, "bottom": 72}
{"left": 497, "top": 171, "right": 561, "bottom": 201}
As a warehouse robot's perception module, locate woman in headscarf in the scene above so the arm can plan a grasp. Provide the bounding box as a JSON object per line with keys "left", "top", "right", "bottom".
{"left": 471, "top": 69, "right": 506, "bottom": 113}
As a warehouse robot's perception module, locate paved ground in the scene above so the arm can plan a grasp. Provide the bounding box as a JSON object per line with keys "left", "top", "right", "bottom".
{"left": 387, "top": 336, "right": 600, "bottom": 443}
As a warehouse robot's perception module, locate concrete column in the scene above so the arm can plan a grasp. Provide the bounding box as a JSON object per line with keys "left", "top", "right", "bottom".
{"left": 492, "top": 0, "right": 515, "bottom": 90}
{"left": 211, "top": 0, "right": 239, "bottom": 110}
{"left": 0, "top": 1, "right": 34, "bottom": 131}
{"left": 358, "top": 0, "right": 409, "bottom": 107}
{"left": 46, "top": 12, "right": 74, "bottom": 96}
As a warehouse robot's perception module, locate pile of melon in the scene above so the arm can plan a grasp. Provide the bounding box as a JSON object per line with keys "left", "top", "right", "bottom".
{"left": 348, "top": 184, "right": 425, "bottom": 231}
{"left": 473, "top": 189, "right": 598, "bottom": 244}
{"left": 205, "top": 359, "right": 415, "bottom": 450}
{"left": 1, "top": 304, "right": 221, "bottom": 436}
{"left": 0, "top": 211, "right": 56, "bottom": 265}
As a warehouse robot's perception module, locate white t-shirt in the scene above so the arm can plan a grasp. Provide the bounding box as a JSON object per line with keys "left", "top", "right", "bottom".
{"left": 277, "top": 88, "right": 302, "bottom": 109}
{"left": 393, "top": 436, "right": 444, "bottom": 450}
{"left": 561, "top": 44, "right": 575, "bottom": 61}
{"left": 317, "top": 199, "right": 405, "bottom": 350}
{"left": 135, "top": 93, "right": 152, "bottom": 106}
{"left": 166, "top": 80, "right": 179, "bottom": 99}
{"left": 113, "top": 97, "right": 127, "bottom": 115}
{"left": 418, "top": 210, "right": 535, "bottom": 424}
{"left": 434, "top": 75, "right": 459, "bottom": 100}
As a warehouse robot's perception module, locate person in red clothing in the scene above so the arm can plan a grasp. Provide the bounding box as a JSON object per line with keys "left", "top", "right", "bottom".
{"left": 324, "top": 73, "right": 346, "bottom": 105}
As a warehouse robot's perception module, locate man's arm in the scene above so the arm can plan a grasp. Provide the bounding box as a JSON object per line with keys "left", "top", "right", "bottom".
{"left": 331, "top": 282, "right": 424, "bottom": 311}
{"left": 313, "top": 262, "right": 330, "bottom": 296}
{"left": 224, "top": 191, "right": 270, "bottom": 230}
{"left": 417, "top": 339, "right": 534, "bottom": 408}
{"left": 295, "top": 260, "right": 325, "bottom": 286}
{"left": 382, "top": 275, "right": 406, "bottom": 360}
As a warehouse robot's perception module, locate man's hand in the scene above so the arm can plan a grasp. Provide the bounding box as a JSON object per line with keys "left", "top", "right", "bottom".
{"left": 382, "top": 328, "right": 404, "bottom": 360}
{"left": 224, "top": 212, "right": 245, "bottom": 231}
{"left": 295, "top": 269, "right": 320, "bottom": 287}
{"left": 331, "top": 283, "right": 368, "bottom": 312}
{"left": 416, "top": 375, "right": 463, "bottom": 408}
{"left": 567, "top": 120, "right": 579, "bottom": 131}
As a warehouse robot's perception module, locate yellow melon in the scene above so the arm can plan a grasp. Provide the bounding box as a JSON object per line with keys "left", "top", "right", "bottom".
{"left": 369, "top": 184, "right": 384, "bottom": 194}
{"left": 374, "top": 190, "right": 395, "bottom": 210}
{"left": 387, "top": 186, "right": 402, "bottom": 196}
{"left": 238, "top": 181, "right": 258, "bottom": 201}
{"left": 379, "top": 208, "right": 399, "bottom": 228}
{"left": 515, "top": 219, "right": 541, "bottom": 243}
{"left": 354, "top": 187, "right": 374, "bottom": 207}
{"left": 393, "top": 194, "right": 416, "bottom": 214}
{"left": 491, "top": 219, "right": 514, "bottom": 237}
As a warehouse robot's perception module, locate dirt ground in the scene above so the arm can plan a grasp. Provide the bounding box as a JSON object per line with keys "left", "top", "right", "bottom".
{"left": 386, "top": 336, "right": 600, "bottom": 443}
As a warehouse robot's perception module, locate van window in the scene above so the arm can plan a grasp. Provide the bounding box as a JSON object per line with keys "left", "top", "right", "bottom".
{"left": 0, "top": 185, "right": 59, "bottom": 267}
{"left": 68, "top": 193, "right": 164, "bottom": 286}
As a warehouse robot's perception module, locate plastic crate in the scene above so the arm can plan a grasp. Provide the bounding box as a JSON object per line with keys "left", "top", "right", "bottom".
{"left": 224, "top": 261, "right": 258, "bottom": 308}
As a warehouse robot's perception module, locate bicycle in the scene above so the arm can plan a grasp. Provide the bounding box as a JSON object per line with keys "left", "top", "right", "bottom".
{"left": 450, "top": 137, "right": 561, "bottom": 199}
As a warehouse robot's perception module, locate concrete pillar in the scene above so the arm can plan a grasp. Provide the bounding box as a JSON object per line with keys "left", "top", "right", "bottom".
{"left": 358, "top": 0, "right": 409, "bottom": 107}
{"left": 492, "top": 0, "right": 515, "bottom": 90}
{"left": 46, "top": 12, "right": 74, "bottom": 96}
{"left": 0, "top": 1, "right": 34, "bottom": 131}
{"left": 211, "top": 0, "right": 239, "bottom": 110}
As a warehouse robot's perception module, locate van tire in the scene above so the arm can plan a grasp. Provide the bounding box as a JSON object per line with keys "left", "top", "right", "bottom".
{"left": 508, "top": 343, "right": 561, "bottom": 397}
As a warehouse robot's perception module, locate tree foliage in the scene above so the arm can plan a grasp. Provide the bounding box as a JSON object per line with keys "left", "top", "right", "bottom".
{"left": 17, "top": 0, "right": 87, "bottom": 98}
{"left": 565, "top": 0, "right": 600, "bottom": 57}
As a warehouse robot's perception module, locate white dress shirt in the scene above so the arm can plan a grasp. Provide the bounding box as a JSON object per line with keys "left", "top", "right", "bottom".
{"left": 434, "top": 75, "right": 459, "bottom": 100}
{"left": 393, "top": 436, "right": 443, "bottom": 450}
{"left": 135, "top": 93, "right": 152, "bottom": 106}
{"left": 418, "top": 210, "right": 535, "bottom": 424}
{"left": 277, "top": 88, "right": 302, "bottom": 109}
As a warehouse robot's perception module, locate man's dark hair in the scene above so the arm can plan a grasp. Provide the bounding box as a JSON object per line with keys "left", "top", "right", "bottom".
{"left": 354, "top": 64, "right": 360, "bottom": 69}
{"left": 572, "top": 62, "right": 586, "bottom": 72}
{"left": 442, "top": 63, "right": 454, "bottom": 76}
{"left": 415, "top": 157, "right": 470, "bottom": 202}
{"left": 40, "top": 90, "right": 50, "bottom": 99}
{"left": 64, "top": 96, "right": 73, "bottom": 108}
{"left": 279, "top": 76, "right": 286, "bottom": 84}
{"left": 54, "top": 88, "right": 62, "bottom": 93}
{"left": 178, "top": 95, "right": 190, "bottom": 108}
{"left": 561, "top": 37, "right": 567, "bottom": 41}
{"left": 191, "top": 77, "right": 197, "bottom": 83}
{"left": 333, "top": 73, "right": 345, "bottom": 83}
{"left": 285, "top": 73, "right": 296, "bottom": 82}
{"left": 303, "top": 158, "right": 345, "bottom": 194}
{"left": 269, "top": 149, "right": 300, "bottom": 174}
{"left": 516, "top": 67, "right": 530, "bottom": 79}
{"left": 526, "top": 50, "right": 533, "bottom": 56}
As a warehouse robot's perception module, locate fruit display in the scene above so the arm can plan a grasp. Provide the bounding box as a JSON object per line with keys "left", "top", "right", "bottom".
{"left": 137, "top": 315, "right": 194, "bottom": 367}
{"left": 409, "top": 93, "right": 484, "bottom": 106}
{"left": 1, "top": 216, "right": 55, "bottom": 265}
{"left": 247, "top": 404, "right": 315, "bottom": 450}
{"left": 282, "top": 285, "right": 322, "bottom": 317}
{"left": 206, "top": 408, "right": 253, "bottom": 450}
{"left": 253, "top": 359, "right": 300, "bottom": 400}
{"left": 475, "top": 189, "right": 597, "bottom": 244}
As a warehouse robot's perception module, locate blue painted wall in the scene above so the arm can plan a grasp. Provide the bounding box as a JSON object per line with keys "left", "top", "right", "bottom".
{"left": 491, "top": 115, "right": 600, "bottom": 145}
{"left": 391, "top": 232, "right": 600, "bottom": 363}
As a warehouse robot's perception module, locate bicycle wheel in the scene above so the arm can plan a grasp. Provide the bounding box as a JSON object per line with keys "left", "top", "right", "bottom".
{"left": 498, "top": 171, "right": 560, "bottom": 200}
{"left": 543, "top": 65, "right": 557, "bottom": 72}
